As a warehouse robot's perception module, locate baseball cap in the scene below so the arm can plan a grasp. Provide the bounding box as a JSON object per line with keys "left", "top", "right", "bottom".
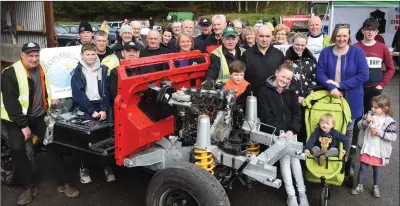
{"left": 78, "top": 21, "right": 93, "bottom": 33}
{"left": 199, "top": 17, "right": 211, "bottom": 26}
{"left": 22, "top": 42, "right": 40, "bottom": 53}
{"left": 222, "top": 27, "right": 238, "bottom": 38}
{"left": 123, "top": 41, "right": 141, "bottom": 51}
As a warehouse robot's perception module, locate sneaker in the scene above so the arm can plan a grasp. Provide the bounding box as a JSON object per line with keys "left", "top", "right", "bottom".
{"left": 298, "top": 192, "right": 309, "bottom": 206}
{"left": 351, "top": 184, "right": 364, "bottom": 195}
{"left": 104, "top": 167, "right": 116, "bottom": 182}
{"left": 319, "top": 155, "right": 326, "bottom": 166}
{"left": 57, "top": 184, "right": 80, "bottom": 198}
{"left": 79, "top": 167, "right": 92, "bottom": 184}
{"left": 17, "top": 187, "right": 38, "bottom": 205}
{"left": 287, "top": 195, "right": 299, "bottom": 206}
{"left": 372, "top": 185, "right": 380, "bottom": 198}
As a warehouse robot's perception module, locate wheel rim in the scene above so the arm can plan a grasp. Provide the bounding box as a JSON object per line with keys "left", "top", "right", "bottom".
{"left": 159, "top": 187, "right": 200, "bottom": 206}
{"left": 1, "top": 139, "right": 13, "bottom": 180}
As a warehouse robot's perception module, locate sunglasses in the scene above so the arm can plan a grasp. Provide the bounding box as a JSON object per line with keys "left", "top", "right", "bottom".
{"left": 334, "top": 23, "right": 350, "bottom": 29}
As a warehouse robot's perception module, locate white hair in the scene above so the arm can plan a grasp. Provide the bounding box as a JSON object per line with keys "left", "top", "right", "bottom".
{"left": 172, "top": 21, "right": 182, "bottom": 28}
{"left": 232, "top": 19, "right": 242, "bottom": 27}
{"left": 182, "top": 20, "right": 194, "bottom": 28}
{"left": 130, "top": 21, "right": 142, "bottom": 28}
{"left": 212, "top": 14, "right": 226, "bottom": 24}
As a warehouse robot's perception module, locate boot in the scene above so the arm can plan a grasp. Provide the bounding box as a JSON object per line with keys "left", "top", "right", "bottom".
{"left": 372, "top": 185, "right": 380, "bottom": 198}
{"left": 17, "top": 187, "right": 38, "bottom": 205}
{"left": 57, "top": 183, "right": 80, "bottom": 198}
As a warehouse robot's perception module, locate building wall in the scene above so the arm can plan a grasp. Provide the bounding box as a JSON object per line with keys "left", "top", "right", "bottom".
{"left": 1, "top": 1, "right": 48, "bottom": 48}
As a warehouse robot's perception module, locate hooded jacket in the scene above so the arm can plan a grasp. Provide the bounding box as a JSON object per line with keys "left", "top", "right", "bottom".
{"left": 357, "top": 113, "right": 397, "bottom": 166}
{"left": 285, "top": 46, "right": 318, "bottom": 97}
{"left": 257, "top": 76, "right": 302, "bottom": 135}
{"left": 71, "top": 59, "right": 110, "bottom": 116}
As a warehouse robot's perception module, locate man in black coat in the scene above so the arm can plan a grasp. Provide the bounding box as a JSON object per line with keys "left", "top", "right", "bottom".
{"left": 242, "top": 25, "right": 285, "bottom": 96}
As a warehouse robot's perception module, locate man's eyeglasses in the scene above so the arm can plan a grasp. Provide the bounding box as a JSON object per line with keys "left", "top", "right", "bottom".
{"left": 334, "top": 23, "right": 350, "bottom": 29}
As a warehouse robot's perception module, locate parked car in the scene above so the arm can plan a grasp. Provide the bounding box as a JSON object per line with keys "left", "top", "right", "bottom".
{"left": 254, "top": 20, "right": 263, "bottom": 30}
{"left": 62, "top": 25, "right": 116, "bottom": 45}
{"left": 108, "top": 21, "right": 123, "bottom": 29}
{"left": 55, "top": 26, "right": 79, "bottom": 47}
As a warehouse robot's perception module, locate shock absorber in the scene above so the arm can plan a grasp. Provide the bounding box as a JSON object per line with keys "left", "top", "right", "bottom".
{"left": 194, "top": 149, "right": 215, "bottom": 175}
{"left": 246, "top": 142, "right": 260, "bottom": 155}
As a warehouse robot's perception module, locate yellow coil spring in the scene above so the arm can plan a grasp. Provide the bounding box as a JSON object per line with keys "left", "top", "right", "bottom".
{"left": 246, "top": 143, "right": 260, "bottom": 155}
{"left": 194, "top": 149, "right": 215, "bottom": 175}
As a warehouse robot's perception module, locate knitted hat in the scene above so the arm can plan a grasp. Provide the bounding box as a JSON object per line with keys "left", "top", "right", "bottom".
{"left": 119, "top": 25, "right": 133, "bottom": 37}
{"left": 78, "top": 21, "right": 93, "bottom": 33}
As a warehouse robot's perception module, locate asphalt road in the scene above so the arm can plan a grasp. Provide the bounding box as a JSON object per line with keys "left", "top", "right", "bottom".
{"left": 2, "top": 75, "right": 399, "bottom": 206}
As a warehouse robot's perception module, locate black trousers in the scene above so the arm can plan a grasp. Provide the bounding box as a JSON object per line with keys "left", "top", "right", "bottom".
{"left": 363, "top": 87, "right": 382, "bottom": 114}
{"left": 3, "top": 113, "right": 70, "bottom": 188}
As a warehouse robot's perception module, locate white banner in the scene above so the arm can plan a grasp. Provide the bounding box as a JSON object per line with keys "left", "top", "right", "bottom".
{"left": 273, "top": 44, "right": 291, "bottom": 56}
{"left": 331, "top": 6, "right": 399, "bottom": 47}
{"left": 40, "top": 46, "right": 81, "bottom": 99}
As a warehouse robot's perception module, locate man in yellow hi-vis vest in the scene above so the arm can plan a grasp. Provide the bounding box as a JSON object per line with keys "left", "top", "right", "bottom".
{"left": 93, "top": 30, "right": 120, "bottom": 76}
{"left": 1, "top": 42, "right": 79, "bottom": 205}
{"left": 204, "top": 27, "right": 245, "bottom": 85}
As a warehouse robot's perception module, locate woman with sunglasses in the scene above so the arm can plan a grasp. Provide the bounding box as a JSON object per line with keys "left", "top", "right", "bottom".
{"left": 315, "top": 24, "right": 369, "bottom": 148}
{"left": 285, "top": 33, "right": 318, "bottom": 143}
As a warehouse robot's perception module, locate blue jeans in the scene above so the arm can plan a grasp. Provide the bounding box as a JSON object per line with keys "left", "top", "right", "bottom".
{"left": 347, "top": 118, "right": 356, "bottom": 130}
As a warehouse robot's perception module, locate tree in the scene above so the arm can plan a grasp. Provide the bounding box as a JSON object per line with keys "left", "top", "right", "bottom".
{"left": 245, "top": 1, "right": 248, "bottom": 12}
{"left": 255, "top": 1, "right": 259, "bottom": 13}
{"left": 237, "top": 2, "right": 241, "bottom": 13}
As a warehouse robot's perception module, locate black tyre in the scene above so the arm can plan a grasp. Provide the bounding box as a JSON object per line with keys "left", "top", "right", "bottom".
{"left": 319, "top": 185, "right": 329, "bottom": 206}
{"left": 1, "top": 122, "right": 36, "bottom": 185}
{"left": 146, "top": 162, "right": 230, "bottom": 206}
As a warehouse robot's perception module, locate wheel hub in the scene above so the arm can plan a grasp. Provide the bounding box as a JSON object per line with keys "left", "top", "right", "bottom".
{"left": 160, "top": 188, "right": 200, "bottom": 206}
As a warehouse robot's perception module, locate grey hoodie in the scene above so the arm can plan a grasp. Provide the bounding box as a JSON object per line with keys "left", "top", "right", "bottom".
{"left": 80, "top": 58, "right": 102, "bottom": 101}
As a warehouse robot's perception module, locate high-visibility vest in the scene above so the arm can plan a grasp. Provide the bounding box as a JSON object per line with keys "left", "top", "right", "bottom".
{"left": 211, "top": 46, "right": 245, "bottom": 83}
{"left": 102, "top": 54, "right": 120, "bottom": 76}
{"left": 1, "top": 60, "right": 52, "bottom": 121}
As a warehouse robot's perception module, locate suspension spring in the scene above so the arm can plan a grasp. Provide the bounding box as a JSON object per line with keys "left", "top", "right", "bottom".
{"left": 246, "top": 143, "right": 260, "bottom": 155}
{"left": 194, "top": 149, "right": 215, "bottom": 175}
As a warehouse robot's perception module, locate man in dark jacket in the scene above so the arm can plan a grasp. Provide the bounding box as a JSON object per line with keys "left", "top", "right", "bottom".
{"left": 167, "top": 20, "right": 206, "bottom": 53}
{"left": 1, "top": 42, "right": 79, "bottom": 205}
{"left": 109, "top": 41, "right": 141, "bottom": 103}
{"left": 93, "top": 30, "right": 120, "bottom": 76}
{"left": 139, "top": 30, "right": 171, "bottom": 74}
{"left": 112, "top": 24, "right": 135, "bottom": 59}
{"left": 205, "top": 14, "right": 227, "bottom": 53}
{"left": 196, "top": 17, "right": 212, "bottom": 41}
{"left": 66, "top": 21, "right": 93, "bottom": 46}
{"left": 242, "top": 25, "right": 285, "bottom": 96}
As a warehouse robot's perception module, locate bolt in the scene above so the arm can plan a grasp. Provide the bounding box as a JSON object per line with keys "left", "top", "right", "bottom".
{"left": 173, "top": 203, "right": 178, "bottom": 206}
{"left": 182, "top": 199, "right": 187, "bottom": 204}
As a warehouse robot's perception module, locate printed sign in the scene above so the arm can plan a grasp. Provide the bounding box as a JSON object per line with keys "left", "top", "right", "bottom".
{"left": 40, "top": 46, "right": 81, "bottom": 99}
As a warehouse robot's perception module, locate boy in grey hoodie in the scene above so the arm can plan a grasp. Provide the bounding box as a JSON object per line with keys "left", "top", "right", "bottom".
{"left": 71, "top": 44, "right": 110, "bottom": 120}
{"left": 71, "top": 44, "right": 115, "bottom": 183}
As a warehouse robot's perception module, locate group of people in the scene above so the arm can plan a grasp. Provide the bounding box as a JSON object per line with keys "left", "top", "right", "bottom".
{"left": 1, "top": 13, "right": 398, "bottom": 206}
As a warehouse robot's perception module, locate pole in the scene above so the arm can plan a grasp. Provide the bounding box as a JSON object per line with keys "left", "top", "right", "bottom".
{"left": 44, "top": 1, "right": 56, "bottom": 47}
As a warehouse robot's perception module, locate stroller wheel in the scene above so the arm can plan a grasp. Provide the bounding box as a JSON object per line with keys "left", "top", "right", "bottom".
{"left": 319, "top": 185, "right": 329, "bottom": 206}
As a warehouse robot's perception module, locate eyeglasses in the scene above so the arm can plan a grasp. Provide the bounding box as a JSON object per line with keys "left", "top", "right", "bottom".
{"left": 362, "top": 27, "right": 378, "bottom": 32}
{"left": 335, "top": 23, "right": 350, "bottom": 29}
